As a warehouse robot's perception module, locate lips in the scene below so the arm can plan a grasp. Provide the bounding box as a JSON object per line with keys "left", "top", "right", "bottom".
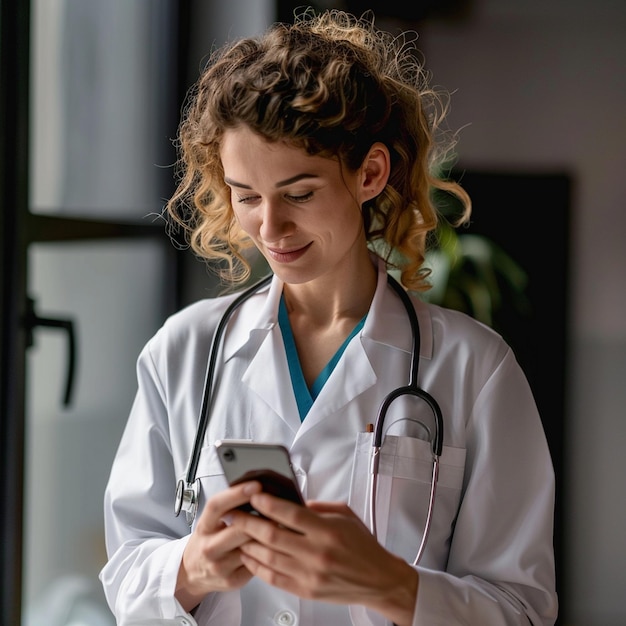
{"left": 266, "top": 242, "right": 312, "bottom": 264}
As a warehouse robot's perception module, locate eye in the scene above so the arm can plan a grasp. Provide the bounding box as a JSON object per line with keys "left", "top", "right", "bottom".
{"left": 285, "top": 191, "right": 314, "bottom": 203}
{"left": 234, "top": 194, "right": 260, "bottom": 205}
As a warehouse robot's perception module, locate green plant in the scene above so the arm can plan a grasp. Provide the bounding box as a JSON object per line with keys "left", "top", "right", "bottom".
{"left": 421, "top": 220, "right": 531, "bottom": 329}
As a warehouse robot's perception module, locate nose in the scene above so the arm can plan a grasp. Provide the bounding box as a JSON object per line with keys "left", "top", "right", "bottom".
{"left": 258, "top": 199, "right": 294, "bottom": 243}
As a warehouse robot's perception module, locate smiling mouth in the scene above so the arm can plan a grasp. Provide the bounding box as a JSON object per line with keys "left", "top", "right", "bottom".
{"left": 266, "top": 243, "right": 312, "bottom": 263}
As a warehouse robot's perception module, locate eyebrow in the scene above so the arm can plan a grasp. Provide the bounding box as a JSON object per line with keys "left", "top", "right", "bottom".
{"left": 224, "top": 173, "right": 319, "bottom": 189}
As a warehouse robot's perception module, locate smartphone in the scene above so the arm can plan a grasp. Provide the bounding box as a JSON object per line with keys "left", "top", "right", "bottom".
{"left": 215, "top": 441, "right": 305, "bottom": 514}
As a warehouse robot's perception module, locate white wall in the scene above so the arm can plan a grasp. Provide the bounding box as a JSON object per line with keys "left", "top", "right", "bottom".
{"left": 417, "top": 1, "right": 626, "bottom": 624}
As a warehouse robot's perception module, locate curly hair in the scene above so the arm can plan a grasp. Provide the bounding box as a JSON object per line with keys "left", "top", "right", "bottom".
{"left": 166, "top": 8, "right": 471, "bottom": 291}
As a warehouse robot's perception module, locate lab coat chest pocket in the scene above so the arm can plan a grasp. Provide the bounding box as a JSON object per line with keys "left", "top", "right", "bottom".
{"left": 348, "top": 434, "right": 466, "bottom": 570}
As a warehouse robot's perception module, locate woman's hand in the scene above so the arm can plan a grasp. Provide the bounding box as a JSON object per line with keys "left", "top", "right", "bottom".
{"left": 230, "top": 493, "right": 419, "bottom": 626}
{"left": 175, "top": 481, "right": 262, "bottom": 612}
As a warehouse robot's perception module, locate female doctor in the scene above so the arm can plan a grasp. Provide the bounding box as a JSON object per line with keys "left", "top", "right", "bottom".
{"left": 100, "top": 9, "right": 558, "bottom": 626}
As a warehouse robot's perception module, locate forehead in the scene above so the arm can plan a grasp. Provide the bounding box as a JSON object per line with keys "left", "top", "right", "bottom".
{"left": 220, "top": 126, "right": 343, "bottom": 181}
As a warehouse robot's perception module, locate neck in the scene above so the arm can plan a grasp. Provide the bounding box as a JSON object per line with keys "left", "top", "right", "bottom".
{"left": 283, "top": 259, "right": 377, "bottom": 328}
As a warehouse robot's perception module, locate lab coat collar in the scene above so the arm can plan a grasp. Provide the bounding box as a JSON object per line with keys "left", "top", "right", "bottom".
{"left": 220, "top": 273, "right": 280, "bottom": 359}
{"left": 362, "top": 256, "right": 433, "bottom": 362}
{"left": 221, "top": 275, "right": 301, "bottom": 431}
{"left": 220, "top": 256, "right": 433, "bottom": 362}
{"left": 219, "top": 256, "right": 433, "bottom": 432}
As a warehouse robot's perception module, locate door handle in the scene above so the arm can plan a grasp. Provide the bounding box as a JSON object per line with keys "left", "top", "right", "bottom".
{"left": 24, "top": 296, "right": 77, "bottom": 407}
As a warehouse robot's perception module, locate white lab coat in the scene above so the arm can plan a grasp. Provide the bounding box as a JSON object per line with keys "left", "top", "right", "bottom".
{"left": 100, "top": 258, "right": 558, "bottom": 626}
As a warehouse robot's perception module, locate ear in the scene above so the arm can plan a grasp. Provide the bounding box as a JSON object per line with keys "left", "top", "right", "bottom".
{"left": 358, "top": 142, "right": 391, "bottom": 203}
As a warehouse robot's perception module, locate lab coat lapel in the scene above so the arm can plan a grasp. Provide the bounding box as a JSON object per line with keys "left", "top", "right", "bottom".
{"left": 364, "top": 265, "right": 433, "bottom": 363}
{"left": 222, "top": 276, "right": 301, "bottom": 433}
{"left": 297, "top": 336, "right": 378, "bottom": 434}
{"left": 243, "top": 327, "right": 301, "bottom": 432}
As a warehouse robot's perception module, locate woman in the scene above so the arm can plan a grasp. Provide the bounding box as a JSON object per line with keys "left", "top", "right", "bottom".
{"left": 100, "top": 9, "right": 557, "bottom": 625}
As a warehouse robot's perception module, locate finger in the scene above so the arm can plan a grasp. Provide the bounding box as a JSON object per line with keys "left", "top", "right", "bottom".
{"left": 179, "top": 532, "right": 255, "bottom": 600}
{"left": 248, "top": 494, "right": 362, "bottom": 538}
{"left": 246, "top": 492, "right": 317, "bottom": 534}
{"left": 239, "top": 534, "right": 297, "bottom": 574}
{"left": 198, "top": 544, "right": 254, "bottom": 586}
{"left": 195, "top": 481, "right": 262, "bottom": 533}
{"left": 306, "top": 500, "right": 355, "bottom": 516}
{"left": 238, "top": 550, "right": 299, "bottom": 593}
{"left": 229, "top": 508, "right": 310, "bottom": 567}
{"left": 200, "top": 521, "right": 254, "bottom": 558}
{"left": 238, "top": 536, "right": 343, "bottom": 600}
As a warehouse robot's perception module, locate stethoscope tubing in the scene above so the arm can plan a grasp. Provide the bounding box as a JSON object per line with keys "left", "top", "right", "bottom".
{"left": 174, "top": 274, "right": 272, "bottom": 523}
{"left": 185, "top": 273, "right": 273, "bottom": 485}
{"left": 368, "top": 275, "right": 443, "bottom": 565}
{"left": 376, "top": 276, "right": 443, "bottom": 456}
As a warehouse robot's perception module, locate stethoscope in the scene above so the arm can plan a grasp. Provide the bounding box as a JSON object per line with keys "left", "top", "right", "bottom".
{"left": 174, "top": 272, "right": 443, "bottom": 566}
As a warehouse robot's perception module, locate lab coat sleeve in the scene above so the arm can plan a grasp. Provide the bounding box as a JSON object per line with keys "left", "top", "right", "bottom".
{"left": 99, "top": 337, "right": 218, "bottom": 625}
{"left": 411, "top": 348, "right": 558, "bottom": 625}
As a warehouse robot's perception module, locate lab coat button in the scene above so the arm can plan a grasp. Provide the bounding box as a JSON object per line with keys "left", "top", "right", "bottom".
{"left": 274, "top": 609, "right": 296, "bottom": 625}
{"left": 180, "top": 620, "right": 191, "bottom": 626}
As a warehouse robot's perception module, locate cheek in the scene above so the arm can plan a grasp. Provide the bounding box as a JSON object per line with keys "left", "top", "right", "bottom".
{"left": 231, "top": 206, "right": 256, "bottom": 236}
{"left": 337, "top": 205, "right": 365, "bottom": 236}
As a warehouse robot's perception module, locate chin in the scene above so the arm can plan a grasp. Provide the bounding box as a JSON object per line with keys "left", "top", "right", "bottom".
{"left": 268, "top": 265, "right": 320, "bottom": 287}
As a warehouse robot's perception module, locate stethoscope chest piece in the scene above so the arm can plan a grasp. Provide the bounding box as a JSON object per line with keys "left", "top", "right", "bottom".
{"left": 175, "top": 479, "right": 199, "bottom": 527}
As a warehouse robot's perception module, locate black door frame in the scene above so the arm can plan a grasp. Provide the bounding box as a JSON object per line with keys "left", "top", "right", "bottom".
{"left": 1, "top": 3, "right": 32, "bottom": 623}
